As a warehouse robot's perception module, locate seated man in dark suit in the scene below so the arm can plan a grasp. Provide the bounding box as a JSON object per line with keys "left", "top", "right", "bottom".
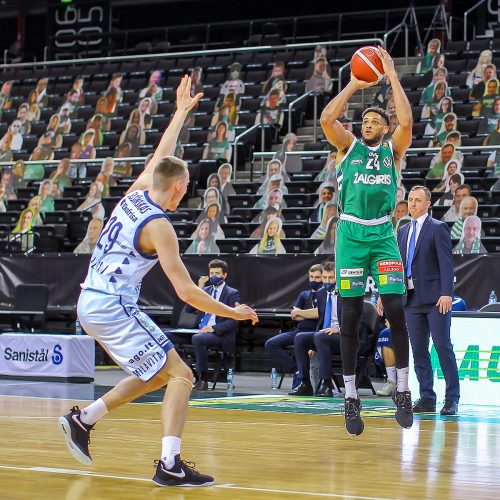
{"left": 264, "top": 264, "right": 323, "bottom": 389}
{"left": 168, "top": 259, "right": 240, "bottom": 391}
{"left": 289, "top": 261, "right": 342, "bottom": 397}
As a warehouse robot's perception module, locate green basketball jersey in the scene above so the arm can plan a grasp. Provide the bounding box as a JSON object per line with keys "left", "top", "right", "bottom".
{"left": 336, "top": 139, "right": 398, "bottom": 220}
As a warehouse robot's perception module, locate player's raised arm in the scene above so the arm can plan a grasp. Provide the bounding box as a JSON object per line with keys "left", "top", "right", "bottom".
{"left": 145, "top": 218, "right": 258, "bottom": 324}
{"left": 127, "top": 76, "right": 203, "bottom": 194}
{"left": 320, "top": 75, "right": 376, "bottom": 154}
{"left": 377, "top": 47, "right": 413, "bottom": 166}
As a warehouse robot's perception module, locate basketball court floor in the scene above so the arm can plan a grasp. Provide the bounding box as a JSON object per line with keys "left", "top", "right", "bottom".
{"left": 1, "top": 372, "right": 499, "bottom": 499}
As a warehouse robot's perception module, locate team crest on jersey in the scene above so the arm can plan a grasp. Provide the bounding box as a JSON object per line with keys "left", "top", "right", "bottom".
{"left": 382, "top": 141, "right": 388, "bottom": 148}
{"left": 383, "top": 157, "right": 392, "bottom": 168}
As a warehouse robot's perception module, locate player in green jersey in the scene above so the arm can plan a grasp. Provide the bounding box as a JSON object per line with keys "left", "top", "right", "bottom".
{"left": 320, "top": 47, "right": 413, "bottom": 436}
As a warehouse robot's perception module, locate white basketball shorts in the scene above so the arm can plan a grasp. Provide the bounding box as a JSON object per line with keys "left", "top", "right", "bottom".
{"left": 77, "top": 289, "right": 174, "bottom": 382}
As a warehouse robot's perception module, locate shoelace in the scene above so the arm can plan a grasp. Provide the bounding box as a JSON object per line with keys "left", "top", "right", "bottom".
{"left": 154, "top": 459, "right": 199, "bottom": 473}
{"left": 344, "top": 399, "right": 360, "bottom": 420}
{"left": 395, "top": 392, "right": 412, "bottom": 411}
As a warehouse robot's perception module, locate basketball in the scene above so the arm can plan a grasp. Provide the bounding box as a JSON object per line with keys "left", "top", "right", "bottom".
{"left": 351, "top": 46, "right": 384, "bottom": 83}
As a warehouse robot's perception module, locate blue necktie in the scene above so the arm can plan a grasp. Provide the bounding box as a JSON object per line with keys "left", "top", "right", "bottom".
{"left": 323, "top": 292, "right": 332, "bottom": 329}
{"left": 406, "top": 220, "right": 417, "bottom": 279}
{"left": 198, "top": 287, "right": 217, "bottom": 328}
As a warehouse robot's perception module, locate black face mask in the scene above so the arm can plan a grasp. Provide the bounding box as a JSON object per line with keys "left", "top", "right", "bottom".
{"left": 309, "top": 281, "right": 322, "bottom": 291}
{"left": 324, "top": 282, "right": 335, "bottom": 293}
{"left": 209, "top": 275, "right": 224, "bottom": 287}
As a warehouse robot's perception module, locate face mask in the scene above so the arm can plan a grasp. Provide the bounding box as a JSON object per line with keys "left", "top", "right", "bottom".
{"left": 324, "top": 282, "right": 335, "bottom": 293}
{"left": 209, "top": 275, "right": 224, "bottom": 287}
{"left": 309, "top": 281, "right": 322, "bottom": 291}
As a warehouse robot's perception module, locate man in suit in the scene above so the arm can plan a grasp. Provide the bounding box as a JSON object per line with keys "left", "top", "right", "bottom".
{"left": 289, "top": 261, "right": 344, "bottom": 397}
{"left": 394, "top": 185, "right": 459, "bottom": 415}
{"left": 265, "top": 264, "right": 323, "bottom": 390}
{"left": 169, "top": 259, "right": 240, "bottom": 391}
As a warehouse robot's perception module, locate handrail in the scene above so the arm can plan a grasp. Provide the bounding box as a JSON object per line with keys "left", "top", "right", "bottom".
{"left": 232, "top": 123, "right": 262, "bottom": 181}
{"left": 288, "top": 89, "right": 318, "bottom": 136}
{"left": 464, "top": 0, "right": 488, "bottom": 41}
{"left": 337, "top": 62, "right": 351, "bottom": 94}
{"left": 383, "top": 22, "right": 409, "bottom": 65}
{"left": 0, "top": 38, "right": 385, "bottom": 70}
{"left": 0, "top": 157, "right": 146, "bottom": 167}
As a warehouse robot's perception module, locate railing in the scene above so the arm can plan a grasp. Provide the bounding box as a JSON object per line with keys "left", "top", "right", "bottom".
{"left": 288, "top": 90, "right": 319, "bottom": 140}
{"left": 464, "top": 0, "right": 488, "bottom": 41}
{"left": 232, "top": 123, "right": 263, "bottom": 181}
{"left": 384, "top": 23, "right": 409, "bottom": 65}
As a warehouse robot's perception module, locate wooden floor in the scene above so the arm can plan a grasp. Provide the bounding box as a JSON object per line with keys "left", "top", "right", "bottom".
{"left": 1, "top": 395, "right": 500, "bottom": 500}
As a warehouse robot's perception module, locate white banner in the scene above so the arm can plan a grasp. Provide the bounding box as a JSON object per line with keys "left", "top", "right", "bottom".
{"left": 409, "top": 317, "right": 500, "bottom": 406}
{"left": 0, "top": 333, "right": 95, "bottom": 379}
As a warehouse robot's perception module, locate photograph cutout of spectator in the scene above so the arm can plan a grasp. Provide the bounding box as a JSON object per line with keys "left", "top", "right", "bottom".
{"left": 203, "top": 121, "right": 231, "bottom": 161}
{"left": 453, "top": 215, "right": 487, "bottom": 254}
{"left": 470, "top": 64, "right": 497, "bottom": 101}
{"left": 310, "top": 182, "right": 336, "bottom": 222}
{"left": 305, "top": 57, "right": 332, "bottom": 93}
{"left": 250, "top": 216, "right": 286, "bottom": 255}
{"left": 314, "top": 216, "right": 338, "bottom": 255}
{"left": 73, "top": 218, "right": 103, "bottom": 254}
{"left": 218, "top": 163, "right": 236, "bottom": 196}
{"left": 434, "top": 173, "right": 464, "bottom": 207}
{"left": 76, "top": 182, "right": 105, "bottom": 220}
{"left": 467, "top": 50, "right": 493, "bottom": 88}
{"left": 311, "top": 200, "right": 337, "bottom": 239}
{"left": 416, "top": 38, "right": 441, "bottom": 74}
{"left": 473, "top": 77, "right": 500, "bottom": 117}
{"left": 185, "top": 218, "right": 221, "bottom": 255}
{"left": 450, "top": 196, "right": 478, "bottom": 239}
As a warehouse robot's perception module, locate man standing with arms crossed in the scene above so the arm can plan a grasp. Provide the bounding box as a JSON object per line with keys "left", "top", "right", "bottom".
{"left": 320, "top": 47, "right": 413, "bottom": 436}
{"left": 58, "top": 76, "right": 258, "bottom": 486}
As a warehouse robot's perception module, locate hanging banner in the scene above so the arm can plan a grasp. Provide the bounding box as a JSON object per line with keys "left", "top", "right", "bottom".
{"left": 0, "top": 254, "right": 499, "bottom": 311}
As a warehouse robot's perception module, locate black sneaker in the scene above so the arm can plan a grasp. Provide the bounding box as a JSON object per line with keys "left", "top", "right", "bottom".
{"left": 344, "top": 397, "right": 364, "bottom": 436}
{"left": 58, "top": 406, "right": 94, "bottom": 465}
{"left": 153, "top": 455, "right": 214, "bottom": 487}
{"left": 393, "top": 390, "right": 413, "bottom": 429}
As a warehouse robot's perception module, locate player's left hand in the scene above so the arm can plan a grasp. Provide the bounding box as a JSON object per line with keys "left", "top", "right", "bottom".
{"left": 176, "top": 75, "right": 203, "bottom": 112}
{"left": 436, "top": 295, "right": 452, "bottom": 314}
{"left": 376, "top": 46, "right": 397, "bottom": 78}
{"left": 233, "top": 302, "right": 259, "bottom": 324}
{"left": 376, "top": 296, "right": 384, "bottom": 316}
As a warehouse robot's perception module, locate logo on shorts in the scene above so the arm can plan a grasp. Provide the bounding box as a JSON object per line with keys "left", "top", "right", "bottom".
{"left": 340, "top": 268, "right": 364, "bottom": 277}
{"left": 379, "top": 275, "right": 388, "bottom": 285}
{"left": 383, "top": 157, "right": 392, "bottom": 168}
{"left": 388, "top": 275, "right": 403, "bottom": 284}
{"left": 378, "top": 260, "right": 403, "bottom": 273}
{"left": 340, "top": 280, "right": 351, "bottom": 290}
{"left": 351, "top": 280, "right": 364, "bottom": 288}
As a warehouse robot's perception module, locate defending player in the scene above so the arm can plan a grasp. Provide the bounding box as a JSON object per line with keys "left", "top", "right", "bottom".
{"left": 320, "top": 47, "right": 413, "bottom": 435}
{"left": 58, "top": 76, "right": 258, "bottom": 486}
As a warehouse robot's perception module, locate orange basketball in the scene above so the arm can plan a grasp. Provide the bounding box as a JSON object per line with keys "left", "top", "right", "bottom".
{"left": 351, "top": 46, "right": 384, "bottom": 83}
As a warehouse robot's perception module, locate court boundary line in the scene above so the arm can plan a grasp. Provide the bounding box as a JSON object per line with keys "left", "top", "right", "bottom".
{"left": 0, "top": 464, "right": 392, "bottom": 499}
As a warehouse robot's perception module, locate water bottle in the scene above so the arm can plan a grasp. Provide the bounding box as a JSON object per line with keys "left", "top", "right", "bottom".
{"left": 75, "top": 318, "right": 82, "bottom": 335}
{"left": 271, "top": 368, "right": 278, "bottom": 390}
{"left": 226, "top": 368, "right": 234, "bottom": 391}
{"left": 489, "top": 290, "right": 497, "bottom": 304}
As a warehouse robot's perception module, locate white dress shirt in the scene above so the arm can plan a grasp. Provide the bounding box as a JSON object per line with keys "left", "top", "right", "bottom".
{"left": 206, "top": 283, "right": 225, "bottom": 328}
{"left": 406, "top": 213, "right": 428, "bottom": 289}
{"left": 325, "top": 291, "right": 340, "bottom": 328}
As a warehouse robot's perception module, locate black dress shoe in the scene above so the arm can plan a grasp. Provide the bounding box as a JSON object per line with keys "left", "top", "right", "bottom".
{"left": 440, "top": 400, "right": 458, "bottom": 416}
{"left": 288, "top": 381, "right": 313, "bottom": 396}
{"left": 193, "top": 380, "right": 208, "bottom": 391}
{"left": 412, "top": 398, "right": 436, "bottom": 413}
{"left": 315, "top": 380, "right": 333, "bottom": 397}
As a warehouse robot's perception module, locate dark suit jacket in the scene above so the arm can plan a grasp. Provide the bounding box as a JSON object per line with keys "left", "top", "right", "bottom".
{"left": 397, "top": 214, "right": 454, "bottom": 306}
{"left": 315, "top": 287, "right": 342, "bottom": 331}
{"left": 184, "top": 284, "right": 241, "bottom": 351}
{"left": 294, "top": 289, "right": 320, "bottom": 331}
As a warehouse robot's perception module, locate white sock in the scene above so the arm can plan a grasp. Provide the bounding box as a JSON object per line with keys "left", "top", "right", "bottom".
{"left": 386, "top": 366, "right": 397, "bottom": 384}
{"left": 80, "top": 398, "right": 108, "bottom": 426}
{"left": 396, "top": 367, "right": 409, "bottom": 392}
{"left": 343, "top": 375, "right": 357, "bottom": 399}
{"left": 161, "top": 436, "right": 181, "bottom": 469}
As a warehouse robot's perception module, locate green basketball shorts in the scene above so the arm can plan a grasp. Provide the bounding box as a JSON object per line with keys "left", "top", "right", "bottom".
{"left": 335, "top": 220, "right": 405, "bottom": 297}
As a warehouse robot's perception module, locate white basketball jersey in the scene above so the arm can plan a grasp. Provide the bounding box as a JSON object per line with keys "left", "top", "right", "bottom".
{"left": 82, "top": 190, "right": 169, "bottom": 302}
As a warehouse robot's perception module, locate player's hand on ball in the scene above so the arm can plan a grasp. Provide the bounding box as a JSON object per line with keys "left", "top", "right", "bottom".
{"left": 233, "top": 302, "right": 258, "bottom": 324}
{"left": 376, "top": 46, "right": 397, "bottom": 78}
{"left": 176, "top": 75, "right": 203, "bottom": 112}
{"left": 350, "top": 73, "right": 379, "bottom": 90}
